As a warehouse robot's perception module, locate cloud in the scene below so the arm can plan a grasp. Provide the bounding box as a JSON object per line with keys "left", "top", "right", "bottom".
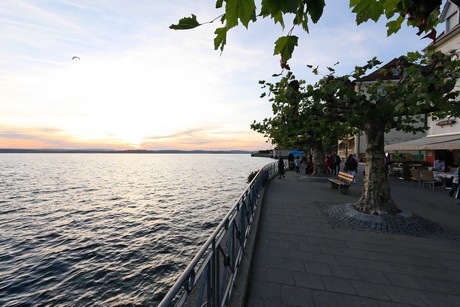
{"left": 0, "top": 0, "right": 437, "bottom": 151}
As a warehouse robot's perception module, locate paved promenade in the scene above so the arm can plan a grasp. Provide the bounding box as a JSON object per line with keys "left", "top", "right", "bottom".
{"left": 242, "top": 166, "right": 460, "bottom": 306}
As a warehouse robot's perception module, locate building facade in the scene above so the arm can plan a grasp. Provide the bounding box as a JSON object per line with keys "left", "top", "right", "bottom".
{"left": 385, "top": 0, "right": 460, "bottom": 167}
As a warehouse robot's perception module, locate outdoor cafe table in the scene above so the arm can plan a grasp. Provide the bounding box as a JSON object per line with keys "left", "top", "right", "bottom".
{"left": 433, "top": 171, "right": 454, "bottom": 179}
{"left": 433, "top": 171, "right": 455, "bottom": 189}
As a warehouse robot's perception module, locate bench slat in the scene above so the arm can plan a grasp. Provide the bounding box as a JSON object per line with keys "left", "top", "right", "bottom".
{"left": 328, "top": 178, "right": 346, "bottom": 185}
{"left": 338, "top": 172, "right": 354, "bottom": 182}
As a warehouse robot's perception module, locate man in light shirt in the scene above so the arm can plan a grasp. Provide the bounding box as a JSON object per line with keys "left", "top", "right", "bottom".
{"left": 433, "top": 158, "right": 446, "bottom": 172}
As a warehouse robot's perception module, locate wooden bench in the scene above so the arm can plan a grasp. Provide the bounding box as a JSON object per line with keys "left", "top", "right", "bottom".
{"left": 328, "top": 171, "right": 354, "bottom": 194}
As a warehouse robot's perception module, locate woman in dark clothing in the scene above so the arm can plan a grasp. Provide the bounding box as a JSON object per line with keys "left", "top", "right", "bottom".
{"left": 344, "top": 154, "right": 358, "bottom": 179}
{"left": 278, "top": 156, "right": 285, "bottom": 179}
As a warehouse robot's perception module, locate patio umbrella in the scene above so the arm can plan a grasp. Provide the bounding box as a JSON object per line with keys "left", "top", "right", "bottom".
{"left": 288, "top": 150, "right": 304, "bottom": 157}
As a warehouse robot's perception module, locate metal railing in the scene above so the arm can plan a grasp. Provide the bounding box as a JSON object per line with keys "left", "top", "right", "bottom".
{"left": 159, "top": 161, "right": 278, "bottom": 307}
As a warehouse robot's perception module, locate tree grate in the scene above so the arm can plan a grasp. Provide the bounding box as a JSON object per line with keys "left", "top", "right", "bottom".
{"left": 317, "top": 203, "right": 460, "bottom": 240}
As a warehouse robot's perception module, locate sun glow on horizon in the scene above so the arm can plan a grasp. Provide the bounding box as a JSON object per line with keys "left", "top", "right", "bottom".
{"left": 0, "top": 1, "right": 431, "bottom": 151}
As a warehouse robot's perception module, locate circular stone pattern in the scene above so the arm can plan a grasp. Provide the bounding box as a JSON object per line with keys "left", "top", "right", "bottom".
{"left": 320, "top": 203, "right": 459, "bottom": 239}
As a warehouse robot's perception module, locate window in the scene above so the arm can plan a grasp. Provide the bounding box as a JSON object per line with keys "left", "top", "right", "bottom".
{"left": 446, "top": 11, "right": 458, "bottom": 33}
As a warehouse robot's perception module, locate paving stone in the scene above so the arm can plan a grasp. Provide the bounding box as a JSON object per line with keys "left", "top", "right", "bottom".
{"left": 383, "top": 286, "right": 426, "bottom": 306}
{"left": 279, "top": 239, "right": 301, "bottom": 251}
{"left": 299, "top": 242, "right": 322, "bottom": 253}
{"left": 293, "top": 272, "right": 325, "bottom": 290}
{"left": 383, "top": 272, "right": 420, "bottom": 289}
{"left": 258, "top": 256, "right": 305, "bottom": 273}
{"left": 303, "top": 261, "right": 332, "bottom": 276}
{"left": 312, "top": 290, "right": 381, "bottom": 307}
{"left": 326, "top": 238, "right": 349, "bottom": 247}
{"left": 418, "top": 291, "right": 460, "bottom": 307}
{"left": 355, "top": 268, "right": 391, "bottom": 285}
{"left": 246, "top": 280, "right": 281, "bottom": 306}
{"left": 289, "top": 250, "right": 314, "bottom": 262}
{"left": 311, "top": 252, "right": 339, "bottom": 266}
{"left": 281, "top": 285, "right": 314, "bottom": 306}
{"left": 266, "top": 268, "right": 295, "bottom": 285}
{"left": 334, "top": 255, "right": 361, "bottom": 267}
{"left": 447, "top": 294, "right": 460, "bottom": 305}
{"left": 351, "top": 280, "right": 392, "bottom": 301}
{"left": 412, "top": 276, "right": 460, "bottom": 295}
{"left": 321, "top": 276, "right": 356, "bottom": 295}
{"left": 328, "top": 264, "right": 360, "bottom": 280}
{"left": 251, "top": 266, "right": 268, "bottom": 281}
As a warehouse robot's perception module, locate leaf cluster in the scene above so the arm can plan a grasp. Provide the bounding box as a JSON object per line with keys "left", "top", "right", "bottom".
{"left": 252, "top": 72, "right": 355, "bottom": 149}
{"left": 171, "top": 0, "right": 325, "bottom": 61}
{"left": 350, "top": 0, "right": 442, "bottom": 37}
{"left": 171, "top": 0, "right": 444, "bottom": 64}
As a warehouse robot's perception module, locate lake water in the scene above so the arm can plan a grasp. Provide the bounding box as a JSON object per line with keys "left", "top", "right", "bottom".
{"left": 0, "top": 153, "right": 272, "bottom": 306}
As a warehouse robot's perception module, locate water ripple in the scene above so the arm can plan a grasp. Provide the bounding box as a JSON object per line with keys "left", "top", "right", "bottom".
{"left": 0, "top": 153, "right": 271, "bottom": 305}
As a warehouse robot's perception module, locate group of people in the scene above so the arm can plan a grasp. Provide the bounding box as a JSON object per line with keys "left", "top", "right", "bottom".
{"left": 323, "top": 154, "right": 342, "bottom": 175}
{"left": 278, "top": 153, "right": 360, "bottom": 179}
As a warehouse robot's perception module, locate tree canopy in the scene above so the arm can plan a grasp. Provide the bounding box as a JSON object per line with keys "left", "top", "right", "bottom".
{"left": 251, "top": 49, "right": 460, "bottom": 214}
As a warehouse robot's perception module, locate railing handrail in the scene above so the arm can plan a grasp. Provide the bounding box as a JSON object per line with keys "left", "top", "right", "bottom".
{"left": 159, "top": 161, "right": 279, "bottom": 306}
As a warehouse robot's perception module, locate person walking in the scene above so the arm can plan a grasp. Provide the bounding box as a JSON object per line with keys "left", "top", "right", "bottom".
{"left": 344, "top": 154, "right": 358, "bottom": 182}
{"left": 294, "top": 156, "right": 301, "bottom": 174}
{"left": 324, "top": 155, "right": 332, "bottom": 175}
{"left": 294, "top": 157, "right": 300, "bottom": 174}
{"left": 335, "top": 154, "right": 342, "bottom": 174}
{"left": 278, "top": 156, "right": 285, "bottom": 179}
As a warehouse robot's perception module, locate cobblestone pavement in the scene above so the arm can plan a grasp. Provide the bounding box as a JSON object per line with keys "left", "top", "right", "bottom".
{"left": 240, "top": 166, "right": 460, "bottom": 307}
{"left": 320, "top": 203, "right": 460, "bottom": 239}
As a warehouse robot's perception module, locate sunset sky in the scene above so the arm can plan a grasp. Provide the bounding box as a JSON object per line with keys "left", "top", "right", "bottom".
{"left": 0, "top": 1, "right": 440, "bottom": 151}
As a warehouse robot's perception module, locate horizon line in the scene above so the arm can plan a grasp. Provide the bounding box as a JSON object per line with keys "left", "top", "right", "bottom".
{"left": 0, "top": 148, "right": 272, "bottom": 154}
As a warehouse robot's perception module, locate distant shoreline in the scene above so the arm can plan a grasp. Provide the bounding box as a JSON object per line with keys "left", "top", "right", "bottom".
{"left": 0, "top": 149, "right": 254, "bottom": 154}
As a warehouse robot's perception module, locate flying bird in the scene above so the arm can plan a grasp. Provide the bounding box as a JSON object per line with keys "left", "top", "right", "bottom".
{"left": 72, "top": 56, "right": 80, "bottom": 60}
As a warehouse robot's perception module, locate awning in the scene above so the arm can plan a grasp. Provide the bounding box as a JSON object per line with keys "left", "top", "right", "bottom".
{"left": 385, "top": 134, "right": 460, "bottom": 151}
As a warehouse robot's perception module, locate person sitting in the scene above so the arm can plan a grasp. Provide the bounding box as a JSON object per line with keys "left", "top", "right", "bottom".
{"left": 449, "top": 166, "right": 460, "bottom": 198}
{"left": 433, "top": 158, "right": 446, "bottom": 172}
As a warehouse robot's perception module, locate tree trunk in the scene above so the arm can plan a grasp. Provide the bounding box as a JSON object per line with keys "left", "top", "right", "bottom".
{"left": 311, "top": 140, "right": 325, "bottom": 176}
{"left": 354, "top": 120, "right": 400, "bottom": 215}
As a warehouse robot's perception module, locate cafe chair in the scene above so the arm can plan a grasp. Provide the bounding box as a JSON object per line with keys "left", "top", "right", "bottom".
{"left": 420, "top": 170, "right": 442, "bottom": 191}
{"left": 409, "top": 168, "right": 421, "bottom": 187}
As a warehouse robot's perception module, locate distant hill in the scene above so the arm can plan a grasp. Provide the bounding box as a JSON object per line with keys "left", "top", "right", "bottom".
{"left": 0, "top": 148, "right": 253, "bottom": 154}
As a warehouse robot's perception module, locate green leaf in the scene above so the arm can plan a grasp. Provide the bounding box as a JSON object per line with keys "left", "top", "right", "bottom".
{"left": 349, "top": 0, "right": 359, "bottom": 7}
{"left": 260, "top": 0, "right": 282, "bottom": 27}
{"left": 216, "top": 0, "right": 223, "bottom": 9}
{"left": 274, "top": 35, "right": 298, "bottom": 61}
{"left": 351, "top": 0, "right": 384, "bottom": 24}
{"left": 214, "top": 27, "right": 227, "bottom": 51}
{"left": 383, "top": 0, "right": 399, "bottom": 18}
{"left": 226, "top": 0, "right": 256, "bottom": 29}
{"left": 386, "top": 15, "right": 404, "bottom": 36}
{"left": 281, "top": 0, "right": 299, "bottom": 14}
{"left": 170, "top": 14, "right": 201, "bottom": 30}
{"left": 306, "top": 0, "right": 325, "bottom": 23}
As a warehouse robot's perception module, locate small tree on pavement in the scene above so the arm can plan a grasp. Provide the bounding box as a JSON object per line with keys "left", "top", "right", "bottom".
{"left": 251, "top": 73, "right": 355, "bottom": 176}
